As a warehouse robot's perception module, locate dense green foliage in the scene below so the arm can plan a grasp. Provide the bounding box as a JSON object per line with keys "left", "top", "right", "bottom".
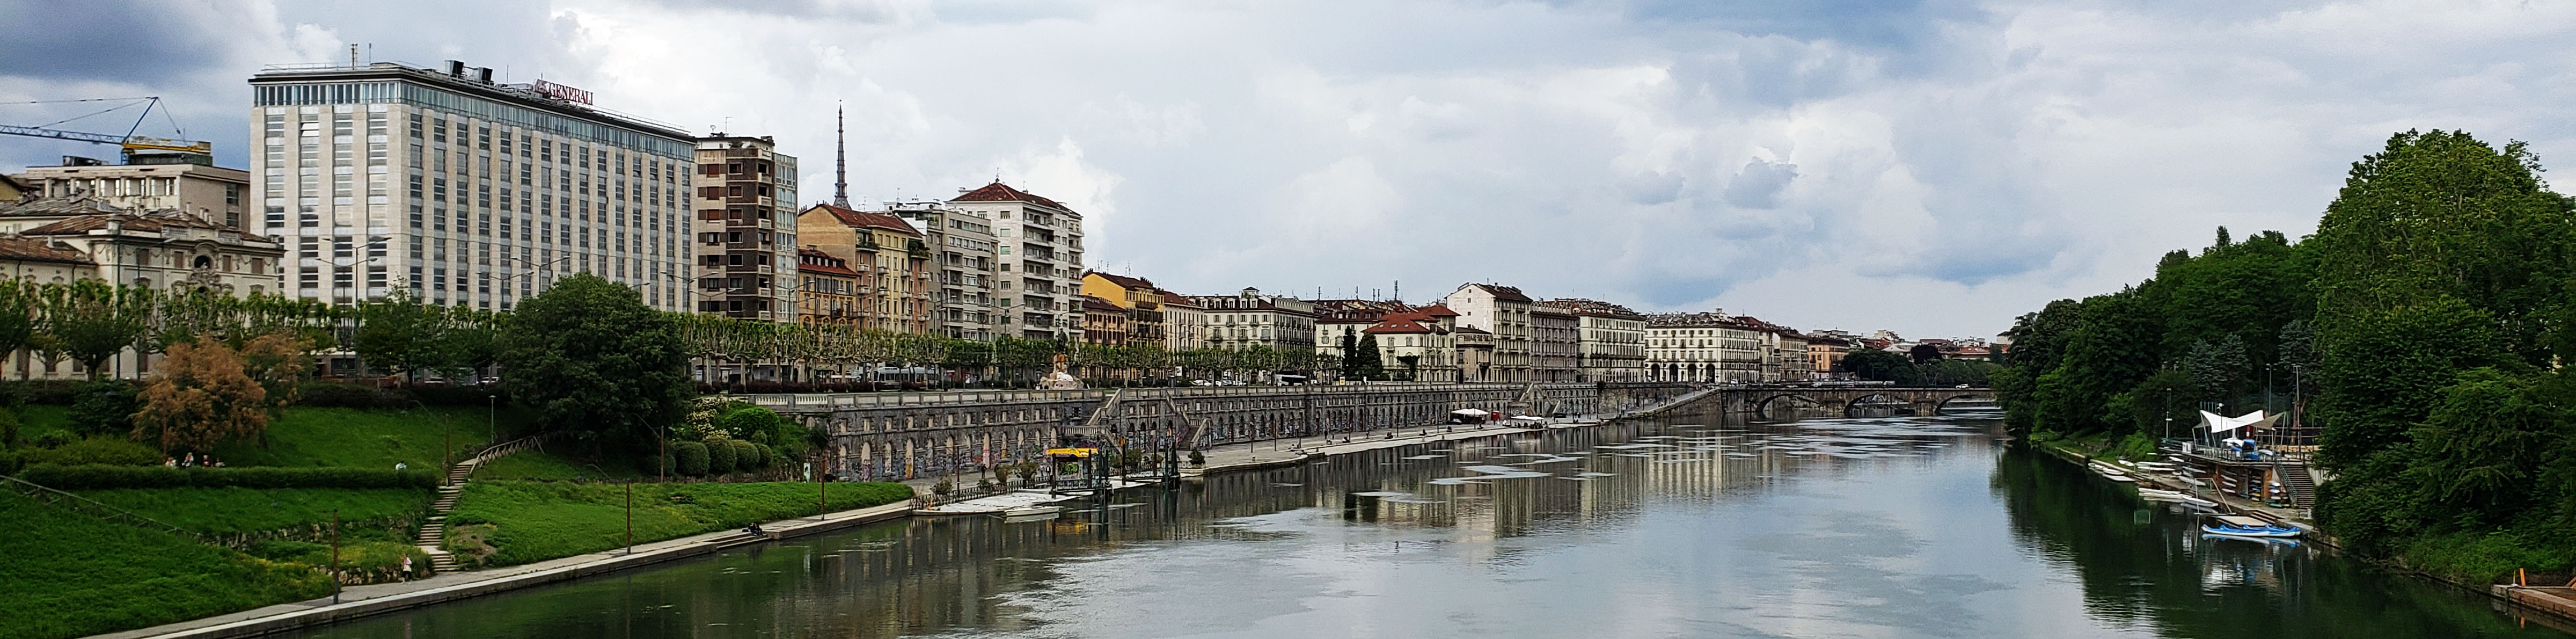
{"left": 1993, "top": 130, "right": 2576, "bottom": 583}
{"left": 74, "top": 486, "right": 431, "bottom": 536}
{"left": 0, "top": 491, "right": 332, "bottom": 639}
{"left": 441, "top": 480, "right": 912, "bottom": 567}
{"left": 499, "top": 274, "right": 691, "bottom": 451}
{"left": 19, "top": 464, "right": 436, "bottom": 489}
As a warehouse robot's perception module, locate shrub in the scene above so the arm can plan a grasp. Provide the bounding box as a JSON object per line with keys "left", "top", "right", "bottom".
{"left": 729, "top": 440, "right": 762, "bottom": 470}
{"left": 716, "top": 406, "right": 784, "bottom": 444}
{"left": 0, "top": 379, "right": 88, "bottom": 405}
{"left": 22, "top": 437, "right": 160, "bottom": 467}
{"left": 638, "top": 448, "right": 672, "bottom": 476}
{"left": 671, "top": 441, "right": 709, "bottom": 476}
{"left": 295, "top": 383, "right": 408, "bottom": 410}
{"left": 705, "top": 438, "right": 737, "bottom": 475}
{"left": 16, "top": 464, "right": 436, "bottom": 489}
{"left": 750, "top": 443, "right": 773, "bottom": 469}
{"left": 67, "top": 381, "right": 137, "bottom": 437}
{"left": 32, "top": 431, "right": 76, "bottom": 449}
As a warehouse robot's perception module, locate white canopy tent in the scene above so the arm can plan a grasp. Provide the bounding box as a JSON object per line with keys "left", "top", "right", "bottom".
{"left": 2200, "top": 410, "right": 2279, "bottom": 433}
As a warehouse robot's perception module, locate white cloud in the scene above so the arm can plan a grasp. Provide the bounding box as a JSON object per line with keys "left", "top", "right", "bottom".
{"left": 4, "top": 0, "right": 2572, "bottom": 338}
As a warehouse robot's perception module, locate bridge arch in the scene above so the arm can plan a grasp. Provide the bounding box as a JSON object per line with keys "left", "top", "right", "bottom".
{"left": 1934, "top": 393, "right": 1998, "bottom": 413}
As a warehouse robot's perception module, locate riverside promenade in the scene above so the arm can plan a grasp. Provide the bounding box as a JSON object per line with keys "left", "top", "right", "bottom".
{"left": 92, "top": 500, "right": 916, "bottom": 639}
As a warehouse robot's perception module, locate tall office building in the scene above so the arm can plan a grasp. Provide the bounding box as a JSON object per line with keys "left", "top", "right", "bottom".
{"left": 247, "top": 60, "right": 696, "bottom": 310}
{"left": 689, "top": 135, "right": 797, "bottom": 321}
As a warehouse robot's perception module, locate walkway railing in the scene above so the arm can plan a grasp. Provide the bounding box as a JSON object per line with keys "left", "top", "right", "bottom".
{"left": 745, "top": 381, "right": 1679, "bottom": 411}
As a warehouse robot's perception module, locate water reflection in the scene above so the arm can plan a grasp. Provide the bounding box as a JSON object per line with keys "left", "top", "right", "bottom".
{"left": 285, "top": 408, "right": 2560, "bottom": 638}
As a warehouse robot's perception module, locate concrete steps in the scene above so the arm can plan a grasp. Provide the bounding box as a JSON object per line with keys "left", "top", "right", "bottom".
{"left": 2279, "top": 463, "right": 2317, "bottom": 509}
{"left": 411, "top": 434, "right": 552, "bottom": 575}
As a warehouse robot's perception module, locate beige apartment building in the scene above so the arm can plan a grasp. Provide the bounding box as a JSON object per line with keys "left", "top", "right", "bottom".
{"left": 1443, "top": 283, "right": 1534, "bottom": 382}
{"left": 12, "top": 158, "right": 250, "bottom": 229}
{"left": 946, "top": 182, "right": 1084, "bottom": 340}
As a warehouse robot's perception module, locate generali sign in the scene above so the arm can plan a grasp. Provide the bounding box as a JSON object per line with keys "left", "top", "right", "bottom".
{"left": 532, "top": 79, "right": 593, "bottom": 105}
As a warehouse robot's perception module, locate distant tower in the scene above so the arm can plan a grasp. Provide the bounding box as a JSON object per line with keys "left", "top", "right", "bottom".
{"left": 832, "top": 103, "right": 850, "bottom": 208}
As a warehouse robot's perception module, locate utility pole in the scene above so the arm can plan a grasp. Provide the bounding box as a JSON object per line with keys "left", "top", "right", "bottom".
{"left": 624, "top": 480, "right": 633, "bottom": 554}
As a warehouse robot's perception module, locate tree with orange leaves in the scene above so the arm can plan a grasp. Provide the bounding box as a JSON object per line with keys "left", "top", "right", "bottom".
{"left": 131, "top": 335, "right": 270, "bottom": 454}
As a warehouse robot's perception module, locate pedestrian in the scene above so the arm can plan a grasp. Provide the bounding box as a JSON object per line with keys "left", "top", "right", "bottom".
{"left": 395, "top": 462, "right": 407, "bottom": 472}
{"left": 401, "top": 555, "right": 413, "bottom": 576}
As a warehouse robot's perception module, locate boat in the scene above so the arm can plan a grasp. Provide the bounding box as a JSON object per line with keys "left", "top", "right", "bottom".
{"left": 995, "top": 505, "right": 1061, "bottom": 521}
{"left": 2139, "top": 489, "right": 2218, "bottom": 508}
{"left": 2201, "top": 515, "right": 2303, "bottom": 538}
{"left": 2088, "top": 462, "right": 2135, "bottom": 483}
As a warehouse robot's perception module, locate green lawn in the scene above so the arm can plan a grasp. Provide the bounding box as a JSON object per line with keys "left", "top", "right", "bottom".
{"left": 75, "top": 486, "right": 431, "bottom": 536}
{"left": 0, "top": 491, "right": 332, "bottom": 639}
{"left": 444, "top": 480, "right": 912, "bottom": 568}
{"left": 210, "top": 406, "right": 522, "bottom": 470}
{"left": 472, "top": 447, "right": 648, "bottom": 482}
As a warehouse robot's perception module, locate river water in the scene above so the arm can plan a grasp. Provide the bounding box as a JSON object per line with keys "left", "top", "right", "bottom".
{"left": 286, "top": 409, "right": 2562, "bottom": 638}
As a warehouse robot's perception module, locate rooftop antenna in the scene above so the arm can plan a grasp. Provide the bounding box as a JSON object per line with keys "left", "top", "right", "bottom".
{"left": 1394, "top": 280, "right": 1400, "bottom": 301}
{"left": 832, "top": 102, "right": 850, "bottom": 208}
{"left": 348, "top": 45, "right": 358, "bottom": 68}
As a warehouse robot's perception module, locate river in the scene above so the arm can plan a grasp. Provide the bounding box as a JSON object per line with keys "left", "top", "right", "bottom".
{"left": 283, "top": 408, "right": 2561, "bottom": 638}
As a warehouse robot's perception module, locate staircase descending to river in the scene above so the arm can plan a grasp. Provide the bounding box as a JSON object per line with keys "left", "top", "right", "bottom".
{"left": 2278, "top": 462, "right": 2317, "bottom": 510}
{"left": 419, "top": 434, "right": 551, "bottom": 573}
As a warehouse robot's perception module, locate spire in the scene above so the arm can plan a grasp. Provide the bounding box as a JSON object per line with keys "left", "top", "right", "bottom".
{"left": 832, "top": 103, "right": 850, "bottom": 208}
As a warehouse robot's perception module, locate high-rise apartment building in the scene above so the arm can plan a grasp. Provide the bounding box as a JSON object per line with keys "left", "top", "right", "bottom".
{"left": 947, "top": 182, "right": 1084, "bottom": 340}
{"left": 689, "top": 135, "right": 798, "bottom": 321}
{"left": 888, "top": 200, "right": 1000, "bottom": 340}
{"left": 247, "top": 60, "right": 695, "bottom": 310}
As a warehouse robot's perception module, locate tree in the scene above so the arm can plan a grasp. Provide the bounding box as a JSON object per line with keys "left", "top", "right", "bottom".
{"left": 45, "top": 281, "right": 153, "bottom": 379}
{"left": 0, "top": 281, "right": 35, "bottom": 376}
{"left": 130, "top": 335, "right": 269, "bottom": 454}
{"left": 354, "top": 290, "right": 448, "bottom": 384}
{"left": 1351, "top": 334, "right": 1385, "bottom": 380}
{"left": 499, "top": 274, "right": 690, "bottom": 450}
{"left": 1842, "top": 349, "right": 1920, "bottom": 385}
{"left": 2181, "top": 334, "right": 2250, "bottom": 407}
{"left": 239, "top": 331, "right": 313, "bottom": 410}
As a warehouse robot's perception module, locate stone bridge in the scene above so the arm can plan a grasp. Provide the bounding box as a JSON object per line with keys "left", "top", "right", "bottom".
{"left": 1703, "top": 386, "right": 1999, "bottom": 419}
{"left": 749, "top": 382, "right": 1696, "bottom": 483}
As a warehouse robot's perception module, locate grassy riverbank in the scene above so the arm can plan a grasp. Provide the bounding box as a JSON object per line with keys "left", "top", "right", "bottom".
{"left": 0, "top": 491, "right": 333, "bottom": 639}
{"left": 443, "top": 480, "right": 913, "bottom": 568}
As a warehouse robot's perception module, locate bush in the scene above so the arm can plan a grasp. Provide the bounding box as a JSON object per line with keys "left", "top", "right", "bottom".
{"left": 705, "top": 438, "right": 737, "bottom": 475}
{"left": 0, "top": 379, "right": 89, "bottom": 405}
{"left": 67, "top": 382, "right": 137, "bottom": 437}
{"left": 750, "top": 442, "right": 773, "bottom": 469}
{"left": 671, "top": 441, "right": 709, "bottom": 476}
{"left": 638, "top": 448, "right": 672, "bottom": 476}
{"left": 296, "top": 382, "right": 409, "bottom": 410}
{"left": 21, "top": 437, "right": 160, "bottom": 467}
{"left": 17, "top": 464, "right": 436, "bottom": 489}
{"left": 32, "top": 431, "right": 76, "bottom": 449}
{"left": 716, "top": 406, "right": 784, "bottom": 445}
{"left": 729, "top": 440, "right": 762, "bottom": 470}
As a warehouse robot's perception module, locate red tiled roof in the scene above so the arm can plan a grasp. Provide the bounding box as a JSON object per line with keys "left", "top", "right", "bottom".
{"left": 808, "top": 204, "right": 921, "bottom": 237}
{"left": 1364, "top": 316, "right": 1433, "bottom": 334}
{"left": 1087, "top": 271, "right": 1155, "bottom": 291}
{"left": 1158, "top": 291, "right": 1201, "bottom": 307}
{"left": 1415, "top": 303, "right": 1459, "bottom": 317}
{"left": 950, "top": 181, "right": 1071, "bottom": 211}
{"left": 0, "top": 236, "right": 90, "bottom": 265}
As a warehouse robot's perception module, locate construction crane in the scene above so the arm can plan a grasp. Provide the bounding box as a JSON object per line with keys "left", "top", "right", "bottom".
{"left": 0, "top": 96, "right": 213, "bottom": 163}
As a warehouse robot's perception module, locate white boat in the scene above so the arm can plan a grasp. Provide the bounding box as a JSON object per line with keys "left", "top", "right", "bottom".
{"left": 2202, "top": 514, "right": 2303, "bottom": 538}
{"left": 995, "top": 505, "right": 1061, "bottom": 521}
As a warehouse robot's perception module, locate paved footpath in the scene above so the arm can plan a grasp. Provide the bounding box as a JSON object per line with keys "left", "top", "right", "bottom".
{"left": 1187, "top": 422, "right": 1557, "bottom": 475}
{"left": 93, "top": 500, "right": 916, "bottom": 639}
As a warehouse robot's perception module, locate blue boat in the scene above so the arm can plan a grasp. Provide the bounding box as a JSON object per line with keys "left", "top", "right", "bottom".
{"left": 2201, "top": 515, "right": 2303, "bottom": 538}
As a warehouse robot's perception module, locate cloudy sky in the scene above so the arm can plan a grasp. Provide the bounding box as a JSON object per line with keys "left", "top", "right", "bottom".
{"left": 4, "top": 1, "right": 2571, "bottom": 338}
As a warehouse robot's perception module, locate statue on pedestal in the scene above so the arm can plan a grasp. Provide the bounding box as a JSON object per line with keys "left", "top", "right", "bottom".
{"left": 1038, "top": 352, "right": 1085, "bottom": 390}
